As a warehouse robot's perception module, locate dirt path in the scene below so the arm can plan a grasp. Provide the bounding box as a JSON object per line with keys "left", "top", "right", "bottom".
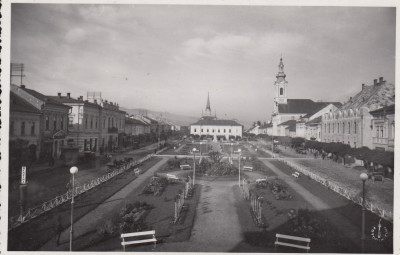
{"left": 187, "top": 180, "right": 242, "bottom": 252}
{"left": 149, "top": 179, "right": 242, "bottom": 252}
{"left": 260, "top": 159, "right": 360, "bottom": 244}
{"left": 39, "top": 157, "right": 169, "bottom": 251}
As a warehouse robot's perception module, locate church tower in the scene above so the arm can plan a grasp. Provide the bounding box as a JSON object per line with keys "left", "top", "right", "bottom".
{"left": 202, "top": 92, "right": 216, "bottom": 120}
{"left": 273, "top": 57, "right": 288, "bottom": 114}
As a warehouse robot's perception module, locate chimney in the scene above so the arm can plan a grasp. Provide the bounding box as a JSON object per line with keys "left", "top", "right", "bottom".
{"left": 379, "top": 77, "right": 383, "bottom": 83}
{"left": 374, "top": 79, "right": 377, "bottom": 86}
{"left": 67, "top": 93, "right": 71, "bottom": 99}
{"left": 362, "top": 83, "right": 365, "bottom": 90}
{"left": 21, "top": 85, "right": 26, "bottom": 88}
{"left": 94, "top": 99, "right": 97, "bottom": 104}
{"left": 58, "top": 93, "right": 61, "bottom": 98}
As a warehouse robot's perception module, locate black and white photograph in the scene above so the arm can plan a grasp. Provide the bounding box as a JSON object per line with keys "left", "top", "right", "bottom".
{"left": 1, "top": 1, "right": 397, "bottom": 253}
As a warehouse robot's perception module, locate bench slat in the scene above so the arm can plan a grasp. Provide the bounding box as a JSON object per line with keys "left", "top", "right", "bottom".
{"left": 275, "top": 241, "right": 310, "bottom": 250}
{"left": 276, "top": 233, "right": 311, "bottom": 242}
{"left": 122, "top": 238, "right": 157, "bottom": 246}
{"left": 121, "top": 230, "right": 155, "bottom": 238}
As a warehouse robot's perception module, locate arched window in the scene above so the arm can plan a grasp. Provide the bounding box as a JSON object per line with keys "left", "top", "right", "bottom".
{"left": 280, "top": 87, "right": 284, "bottom": 95}
{"left": 348, "top": 122, "right": 351, "bottom": 134}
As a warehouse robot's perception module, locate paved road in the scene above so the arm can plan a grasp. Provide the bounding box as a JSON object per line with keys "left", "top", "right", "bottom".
{"left": 39, "top": 157, "right": 169, "bottom": 251}
{"left": 147, "top": 179, "right": 243, "bottom": 252}
{"left": 259, "top": 159, "right": 360, "bottom": 245}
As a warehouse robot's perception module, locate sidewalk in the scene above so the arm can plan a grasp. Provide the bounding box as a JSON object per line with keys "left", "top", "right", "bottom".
{"left": 255, "top": 141, "right": 393, "bottom": 220}
{"left": 39, "top": 157, "right": 169, "bottom": 251}
{"left": 8, "top": 142, "right": 161, "bottom": 217}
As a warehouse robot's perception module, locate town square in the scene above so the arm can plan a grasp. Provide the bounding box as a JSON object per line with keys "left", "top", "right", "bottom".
{"left": 2, "top": 2, "right": 396, "bottom": 253}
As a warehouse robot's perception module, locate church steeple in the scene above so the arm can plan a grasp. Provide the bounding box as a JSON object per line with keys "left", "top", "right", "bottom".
{"left": 202, "top": 92, "right": 216, "bottom": 120}
{"left": 273, "top": 56, "right": 288, "bottom": 114}
{"left": 276, "top": 57, "right": 287, "bottom": 81}
{"left": 206, "top": 92, "right": 211, "bottom": 112}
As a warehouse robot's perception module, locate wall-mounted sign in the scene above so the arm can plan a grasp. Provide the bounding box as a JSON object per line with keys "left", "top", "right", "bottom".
{"left": 21, "top": 166, "right": 26, "bottom": 185}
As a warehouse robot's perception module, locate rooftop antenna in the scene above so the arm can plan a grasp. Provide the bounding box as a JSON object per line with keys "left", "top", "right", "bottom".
{"left": 10, "top": 63, "right": 26, "bottom": 85}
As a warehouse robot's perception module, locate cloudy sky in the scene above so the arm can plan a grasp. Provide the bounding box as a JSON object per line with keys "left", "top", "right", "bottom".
{"left": 11, "top": 4, "right": 395, "bottom": 123}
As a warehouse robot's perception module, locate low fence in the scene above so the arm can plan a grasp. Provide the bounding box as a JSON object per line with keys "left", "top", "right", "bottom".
{"left": 8, "top": 151, "right": 163, "bottom": 230}
{"left": 278, "top": 159, "right": 393, "bottom": 222}
{"left": 174, "top": 181, "right": 193, "bottom": 223}
{"left": 250, "top": 192, "right": 263, "bottom": 226}
{"left": 254, "top": 145, "right": 393, "bottom": 223}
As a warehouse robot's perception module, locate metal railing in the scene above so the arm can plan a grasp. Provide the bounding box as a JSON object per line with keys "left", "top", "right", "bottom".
{"left": 255, "top": 145, "right": 393, "bottom": 222}
{"left": 8, "top": 153, "right": 159, "bottom": 230}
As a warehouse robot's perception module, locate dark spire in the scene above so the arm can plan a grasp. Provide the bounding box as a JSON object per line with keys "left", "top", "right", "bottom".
{"left": 206, "top": 92, "right": 211, "bottom": 111}
{"left": 276, "top": 56, "right": 287, "bottom": 81}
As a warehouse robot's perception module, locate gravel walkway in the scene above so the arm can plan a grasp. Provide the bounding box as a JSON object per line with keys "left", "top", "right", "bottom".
{"left": 39, "top": 157, "right": 169, "bottom": 251}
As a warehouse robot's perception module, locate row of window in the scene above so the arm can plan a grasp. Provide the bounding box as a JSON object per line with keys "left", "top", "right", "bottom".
{"left": 324, "top": 121, "right": 357, "bottom": 134}
{"left": 45, "top": 115, "right": 66, "bottom": 131}
{"left": 10, "top": 121, "right": 36, "bottom": 136}
{"left": 68, "top": 115, "right": 124, "bottom": 130}
{"left": 194, "top": 128, "right": 233, "bottom": 133}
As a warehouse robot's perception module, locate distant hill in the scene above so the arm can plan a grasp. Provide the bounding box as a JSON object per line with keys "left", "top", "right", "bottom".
{"left": 120, "top": 107, "right": 199, "bottom": 127}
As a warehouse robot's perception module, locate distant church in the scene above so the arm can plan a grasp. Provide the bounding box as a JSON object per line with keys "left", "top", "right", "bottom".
{"left": 271, "top": 57, "right": 341, "bottom": 136}
{"left": 190, "top": 93, "right": 243, "bottom": 140}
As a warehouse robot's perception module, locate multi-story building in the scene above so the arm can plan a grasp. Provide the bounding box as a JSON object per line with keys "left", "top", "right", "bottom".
{"left": 270, "top": 57, "right": 341, "bottom": 136}
{"left": 321, "top": 77, "right": 395, "bottom": 149}
{"left": 304, "top": 116, "right": 322, "bottom": 141}
{"left": 370, "top": 104, "right": 395, "bottom": 151}
{"left": 11, "top": 84, "right": 71, "bottom": 160}
{"left": 190, "top": 94, "right": 243, "bottom": 140}
{"left": 50, "top": 93, "right": 102, "bottom": 154}
{"left": 10, "top": 91, "right": 42, "bottom": 162}
{"left": 97, "top": 100, "right": 126, "bottom": 152}
{"left": 296, "top": 103, "right": 341, "bottom": 139}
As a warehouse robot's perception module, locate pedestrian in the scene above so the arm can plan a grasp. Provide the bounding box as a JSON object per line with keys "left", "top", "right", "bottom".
{"left": 55, "top": 215, "right": 63, "bottom": 245}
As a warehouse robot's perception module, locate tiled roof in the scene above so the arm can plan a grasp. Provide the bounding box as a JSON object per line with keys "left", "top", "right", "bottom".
{"left": 369, "top": 104, "right": 395, "bottom": 116}
{"left": 278, "top": 119, "right": 297, "bottom": 126}
{"left": 191, "top": 119, "right": 242, "bottom": 126}
{"left": 306, "top": 116, "right": 322, "bottom": 125}
{"left": 125, "top": 117, "right": 149, "bottom": 125}
{"left": 20, "top": 87, "right": 70, "bottom": 108}
{"left": 49, "top": 96, "right": 102, "bottom": 108}
{"left": 341, "top": 81, "right": 395, "bottom": 111}
{"left": 10, "top": 92, "right": 42, "bottom": 114}
{"left": 278, "top": 99, "right": 342, "bottom": 115}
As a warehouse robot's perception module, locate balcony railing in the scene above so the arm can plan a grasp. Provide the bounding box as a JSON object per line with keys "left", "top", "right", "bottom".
{"left": 373, "top": 137, "right": 388, "bottom": 144}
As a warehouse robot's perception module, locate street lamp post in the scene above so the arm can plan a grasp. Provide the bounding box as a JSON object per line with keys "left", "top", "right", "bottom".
{"left": 360, "top": 173, "right": 368, "bottom": 253}
{"left": 238, "top": 149, "right": 242, "bottom": 187}
{"left": 192, "top": 148, "right": 197, "bottom": 186}
{"left": 69, "top": 166, "right": 78, "bottom": 251}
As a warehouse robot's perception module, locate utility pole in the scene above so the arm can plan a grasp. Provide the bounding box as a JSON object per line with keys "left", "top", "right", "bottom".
{"left": 10, "top": 63, "right": 26, "bottom": 85}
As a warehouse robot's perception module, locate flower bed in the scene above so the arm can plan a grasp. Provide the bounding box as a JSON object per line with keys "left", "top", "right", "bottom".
{"left": 97, "top": 201, "right": 151, "bottom": 238}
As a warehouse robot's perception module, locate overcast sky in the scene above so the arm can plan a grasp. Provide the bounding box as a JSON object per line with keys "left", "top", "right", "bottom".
{"left": 11, "top": 4, "right": 395, "bottom": 123}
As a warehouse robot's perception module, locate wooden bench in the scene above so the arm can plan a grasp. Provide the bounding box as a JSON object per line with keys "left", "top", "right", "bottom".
{"left": 166, "top": 174, "right": 180, "bottom": 183}
{"left": 292, "top": 172, "right": 300, "bottom": 178}
{"left": 180, "top": 164, "right": 191, "bottom": 170}
{"left": 275, "top": 233, "right": 311, "bottom": 252}
{"left": 134, "top": 168, "right": 142, "bottom": 175}
{"left": 243, "top": 166, "right": 253, "bottom": 171}
{"left": 121, "top": 230, "right": 157, "bottom": 251}
{"left": 372, "top": 173, "right": 384, "bottom": 183}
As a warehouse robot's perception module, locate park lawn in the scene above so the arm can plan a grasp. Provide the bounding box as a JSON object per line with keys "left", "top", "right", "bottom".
{"left": 8, "top": 156, "right": 162, "bottom": 251}
{"left": 8, "top": 151, "right": 152, "bottom": 217}
{"left": 294, "top": 158, "right": 393, "bottom": 215}
{"left": 268, "top": 159, "right": 393, "bottom": 253}
{"left": 84, "top": 181, "right": 201, "bottom": 252}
